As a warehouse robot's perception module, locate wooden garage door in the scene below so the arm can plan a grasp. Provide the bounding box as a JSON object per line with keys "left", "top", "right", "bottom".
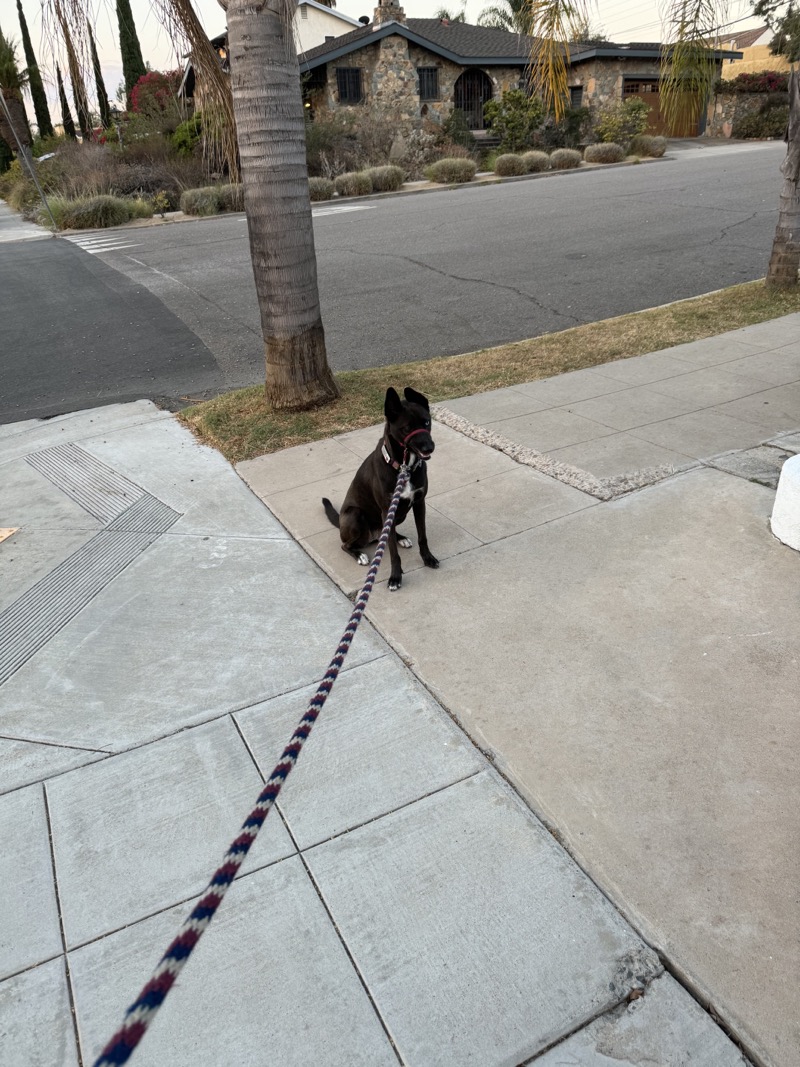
{"left": 622, "top": 79, "right": 699, "bottom": 137}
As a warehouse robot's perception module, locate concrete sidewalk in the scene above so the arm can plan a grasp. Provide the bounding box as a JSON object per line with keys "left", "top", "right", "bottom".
{"left": 2, "top": 317, "right": 797, "bottom": 1066}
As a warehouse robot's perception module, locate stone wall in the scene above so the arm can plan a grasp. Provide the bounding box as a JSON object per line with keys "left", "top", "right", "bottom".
{"left": 568, "top": 57, "right": 661, "bottom": 109}
{"left": 705, "top": 91, "right": 764, "bottom": 137}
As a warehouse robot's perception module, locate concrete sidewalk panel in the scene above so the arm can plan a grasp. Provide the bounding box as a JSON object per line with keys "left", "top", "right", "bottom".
{"left": 714, "top": 383, "right": 800, "bottom": 434}
{"left": 1, "top": 460, "right": 102, "bottom": 531}
{"left": 483, "top": 408, "right": 617, "bottom": 453}
{"left": 0, "top": 536, "right": 385, "bottom": 750}
{"left": 567, "top": 385, "right": 703, "bottom": 431}
{"left": 726, "top": 314, "right": 800, "bottom": 349}
{"left": 648, "top": 367, "right": 777, "bottom": 407}
{"left": 445, "top": 386, "right": 547, "bottom": 423}
{"left": 83, "top": 417, "right": 289, "bottom": 539}
{"left": 532, "top": 974, "right": 749, "bottom": 1066}
{"left": 416, "top": 423, "right": 520, "bottom": 495}
{"left": 237, "top": 437, "right": 362, "bottom": 496}
{"left": 265, "top": 471, "right": 361, "bottom": 540}
{"left": 586, "top": 351, "right": 700, "bottom": 385}
{"left": 360, "top": 467, "right": 798, "bottom": 1066}
{"left": 627, "top": 407, "right": 768, "bottom": 457}
{"left": 721, "top": 344, "right": 800, "bottom": 387}
{"left": 513, "top": 368, "right": 628, "bottom": 406}
{"left": 334, "top": 423, "right": 383, "bottom": 459}
{"left": 47, "top": 717, "right": 295, "bottom": 948}
{"left": 306, "top": 771, "right": 661, "bottom": 1067}
{"left": 0, "top": 786, "right": 61, "bottom": 978}
{"left": 70, "top": 856, "right": 398, "bottom": 1066}
{"left": 0, "top": 738, "right": 102, "bottom": 797}
{"left": 0, "top": 958, "right": 79, "bottom": 1067}
{"left": 662, "top": 336, "right": 773, "bottom": 368}
{"left": 236, "top": 655, "right": 483, "bottom": 849}
{"left": 429, "top": 466, "right": 596, "bottom": 543}
{"left": 549, "top": 432, "right": 696, "bottom": 481}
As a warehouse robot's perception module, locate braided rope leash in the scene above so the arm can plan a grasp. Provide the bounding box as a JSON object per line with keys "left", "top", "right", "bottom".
{"left": 93, "top": 463, "right": 411, "bottom": 1067}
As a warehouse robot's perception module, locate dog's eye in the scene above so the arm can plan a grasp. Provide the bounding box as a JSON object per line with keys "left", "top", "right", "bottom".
{"left": 425, "top": 420, "right": 431, "bottom": 428}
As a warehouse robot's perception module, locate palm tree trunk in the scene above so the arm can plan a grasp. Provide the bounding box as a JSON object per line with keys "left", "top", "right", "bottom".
{"left": 0, "top": 91, "right": 32, "bottom": 150}
{"left": 225, "top": 0, "right": 339, "bottom": 410}
{"left": 766, "top": 69, "right": 800, "bottom": 289}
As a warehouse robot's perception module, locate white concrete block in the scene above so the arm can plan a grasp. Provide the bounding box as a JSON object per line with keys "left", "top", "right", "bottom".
{"left": 771, "top": 453, "right": 800, "bottom": 550}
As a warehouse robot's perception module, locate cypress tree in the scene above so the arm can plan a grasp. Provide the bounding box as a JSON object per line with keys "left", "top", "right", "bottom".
{"left": 87, "top": 21, "right": 110, "bottom": 128}
{"left": 16, "top": 0, "right": 53, "bottom": 137}
{"left": 116, "top": 0, "right": 146, "bottom": 104}
{"left": 56, "top": 62, "right": 76, "bottom": 139}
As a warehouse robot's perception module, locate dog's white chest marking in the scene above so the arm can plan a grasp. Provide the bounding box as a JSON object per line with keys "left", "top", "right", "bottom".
{"left": 399, "top": 481, "right": 423, "bottom": 502}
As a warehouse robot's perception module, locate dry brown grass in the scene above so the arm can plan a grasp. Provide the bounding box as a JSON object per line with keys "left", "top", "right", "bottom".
{"left": 179, "top": 280, "right": 800, "bottom": 464}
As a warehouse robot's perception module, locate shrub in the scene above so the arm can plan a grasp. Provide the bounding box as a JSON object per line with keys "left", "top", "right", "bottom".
{"left": 217, "top": 183, "right": 244, "bottom": 212}
{"left": 534, "top": 107, "right": 591, "bottom": 149}
{"left": 152, "top": 190, "right": 171, "bottom": 217}
{"left": 443, "top": 108, "right": 475, "bottom": 148}
{"left": 521, "top": 150, "right": 551, "bottom": 172}
{"left": 628, "top": 134, "right": 667, "bottom": 158}
{"left": 180, "top": 186, "right": 221, "bottom": 215}
{"left": 367, "top": 164, "right": 405, "bottom": 192}
{"left": 593, "top": 98, "right": 650, "bottom": 147}
{"left": 172, "top": 112, "right": 203, "bottom": 157}
{"left": 493, "top": 153, "right": 526, "bottom": 176}
{"left": 732, "top": 106, "right": 789, "bottom": 139}
{"left": 549, "top": 148, "right": 582, "bottom": 170}
{"left": 424, "top": 157, "right": 477, "bottom": 183}
{"left": 583, "top": 142, "right": 625, "bottom": 164}
{"left": 44, "top": 194, "right": 134, "bottom": 229}
{"left": 308, "top": 176, "right": 335, "bottom": 201}
{"left": 334, "top": 170, "right": 373, "bottom": 197}
{"left": 483, "top": 89, "right": 544, "bottom": 152}
{"left": 719, "top": 70, "right": 789, "bottom": 94}
{"left": 130, "top": 70, "right": 183, "bottom": 134}
{"left": 128, "top": 197, "right": 154, "bottom": 219}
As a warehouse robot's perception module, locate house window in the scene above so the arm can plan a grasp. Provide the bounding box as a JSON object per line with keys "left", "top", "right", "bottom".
{"left": 624, "top": 79, "right": 659, "bottom": 94}
{"left": 300, "top": 4, "right": 308, "bottom": 17}
{"left": 569, "top": 85, "right": 583, "bottom": 108}
{"left": 336, "top": 68, "right": 364, "bottom": 104}
{"left": 418, "top": 67, "right": 439, "bottom": 101}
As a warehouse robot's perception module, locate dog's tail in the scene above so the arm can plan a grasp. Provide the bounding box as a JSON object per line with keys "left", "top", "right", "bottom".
{"left": 321, "top": 497, "right": 340, "bottom": 529}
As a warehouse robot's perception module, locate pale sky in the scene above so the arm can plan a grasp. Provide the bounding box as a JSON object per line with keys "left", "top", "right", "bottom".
{"left": 0, "top": 0, "right": 764, "bottom": 129}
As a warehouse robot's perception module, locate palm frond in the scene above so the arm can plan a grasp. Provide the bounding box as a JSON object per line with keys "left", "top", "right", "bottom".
{"left": 660, "top": 0, "right": 728, "bottom": 130}
{"left": 527, "top": 0, "right": 590, "bottom": 121}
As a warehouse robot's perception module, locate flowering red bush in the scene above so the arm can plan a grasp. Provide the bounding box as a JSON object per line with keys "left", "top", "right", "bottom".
{"left": 721, "top": 70, "right": 790, "bottom": 94}
{"left": 131, "top": 70, "right": 182, "bottom": 115}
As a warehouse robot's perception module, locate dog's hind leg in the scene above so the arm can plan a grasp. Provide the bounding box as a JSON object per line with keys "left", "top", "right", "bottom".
{"left": 339, "top": 510, "right": 371, "bottom": 566}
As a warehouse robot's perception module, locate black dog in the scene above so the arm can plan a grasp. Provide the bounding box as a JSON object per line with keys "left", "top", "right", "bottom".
{"left": 322, "top": 387, "right": 439, "bottom": 591}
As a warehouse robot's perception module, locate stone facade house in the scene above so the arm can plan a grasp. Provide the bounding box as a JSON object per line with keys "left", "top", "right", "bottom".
{"left": 300, "top": 0, "right": 740, "bottom": 136}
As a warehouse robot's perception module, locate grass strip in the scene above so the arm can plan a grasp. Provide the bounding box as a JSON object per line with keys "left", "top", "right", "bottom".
{"left": 179, "top": 280, "right": 800, "bottom": 464}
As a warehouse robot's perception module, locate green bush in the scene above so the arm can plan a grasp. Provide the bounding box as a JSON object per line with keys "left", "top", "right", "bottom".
{"left": 483, "top": 89, "right": 544, "bottom": 152}
{"left": 732, "top": 106, "right": 789, "bottom": 139}
{"left": 594, "top": 98, "right": 650, "bottom": 146}
{"left": 521, "top": 150, "right": 551, "bottom": 173}
{"left": 180, "top": 186, "right": 222, "bottom": 216}
{"left": 172, "top": 112, "right": 204, "bottom": 157}
{"left": 42, "top": 194, "right": 135, "bottom": 230}
{"left": 535, "top": 107, "right": 592, "bottom": 149}
{"left": 217, "top": 184, "right": 244, "bottom": 212}
{"left": 366, "top": 165, "right": 405, "bottom": 192}
{"left": 494, "top": 153, "right": 526, "bottom": 176}
{"left": 442, "top": 108, "right": 475, "bottom": 148}
{"left": 334, "top": 170, "right": 373, "bottom": 197}
{"left": 549, "top": 148, "right": 582, "bottom": 170}
{"left": 583, "top": 142, "right": 625, "bottom": 164}
{"left": 628, "top": 134, "right": 667, "bottom": 158}
{"left": 128, "top": 197, "right": 154, "bottom": 219}
{"left": 308, "top": 176, "right": 335, "bottom": 201}
{"left": 424, "top": 157, "right": 477, "bottom": 183}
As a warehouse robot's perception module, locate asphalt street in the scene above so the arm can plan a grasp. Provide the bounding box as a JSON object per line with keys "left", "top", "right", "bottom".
{"left": 0, "top": 139, "right": 786, "bottom": 421}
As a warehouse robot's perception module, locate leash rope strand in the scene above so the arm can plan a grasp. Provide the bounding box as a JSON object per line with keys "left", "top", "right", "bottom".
{"left": 93, "top": 464, "right": 411, "bottom": 1066}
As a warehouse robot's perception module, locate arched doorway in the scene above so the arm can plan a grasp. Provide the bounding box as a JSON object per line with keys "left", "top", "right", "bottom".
{"left": 453, "top": 69, "right": 493, "bottom": 130}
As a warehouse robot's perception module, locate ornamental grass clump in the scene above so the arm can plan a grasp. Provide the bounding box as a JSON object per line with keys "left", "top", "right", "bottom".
{"left": 521, "top": 150, "right": 551, "bottom": 173}
{"left": 180, "top": 186, "right": 222, "bottom": 216}
{"left": 217, "top": 184, "right": 245, "bottom": 212}
{"left": 583, "top": 142, "right": 625, "bottom": 164}
{"left": 549, "top": 148, "right": 582, "bottom": 170}
{"left": 367, "top": 165, "right": 405, "bottom": 192}
{"left": 44, "top": 194, "right": 145, "bottom": 229}
{"left": 493, "top": 153, "right": 526, "bottom": 176}
{"left": 334, "top": 171, "right": 373, "bottom": 197}
{"left": 628, "top": 134, "right": 667, "bottom": 158}
{"left": 308, "top": 176, "right": 335, "bottom": 201}
{"left": 424, "top": 157, "right": 477, "bottom": 184}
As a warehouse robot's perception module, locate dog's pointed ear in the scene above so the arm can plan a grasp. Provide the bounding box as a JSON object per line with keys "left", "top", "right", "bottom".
{"left": 403, "top": 386, "right": 429, "bottom": 411}
{"left": 385, "top": 387, "right": 403, "bottom": 420}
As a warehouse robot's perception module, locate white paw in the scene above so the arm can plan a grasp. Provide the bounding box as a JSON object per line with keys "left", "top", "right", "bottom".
{"left": 357, "top": 553, "right": 369, "bottom": 566}
{"left": 398, "top": 536, "right": 413, "bottom": 549}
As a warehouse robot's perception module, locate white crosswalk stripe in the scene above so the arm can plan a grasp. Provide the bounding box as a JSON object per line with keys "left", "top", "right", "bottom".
{"left": 63, "top": 234, "right": 140, "bottom": 254}
{"left": 312, "top": 203, "right": 376, "bottom": 218}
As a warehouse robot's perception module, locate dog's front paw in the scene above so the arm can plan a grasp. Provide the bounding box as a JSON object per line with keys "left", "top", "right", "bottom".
{"left": 422, "top": 553, "right": 439, "bottom": 569}
{"left": 357, "top": 552, "right": 369, "bottom": 566}
{"left": 388, "top": 575, "right": 402, "bottom": 591}
{"left": 398, "top": 535, "right": 413, "bottom": 549}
